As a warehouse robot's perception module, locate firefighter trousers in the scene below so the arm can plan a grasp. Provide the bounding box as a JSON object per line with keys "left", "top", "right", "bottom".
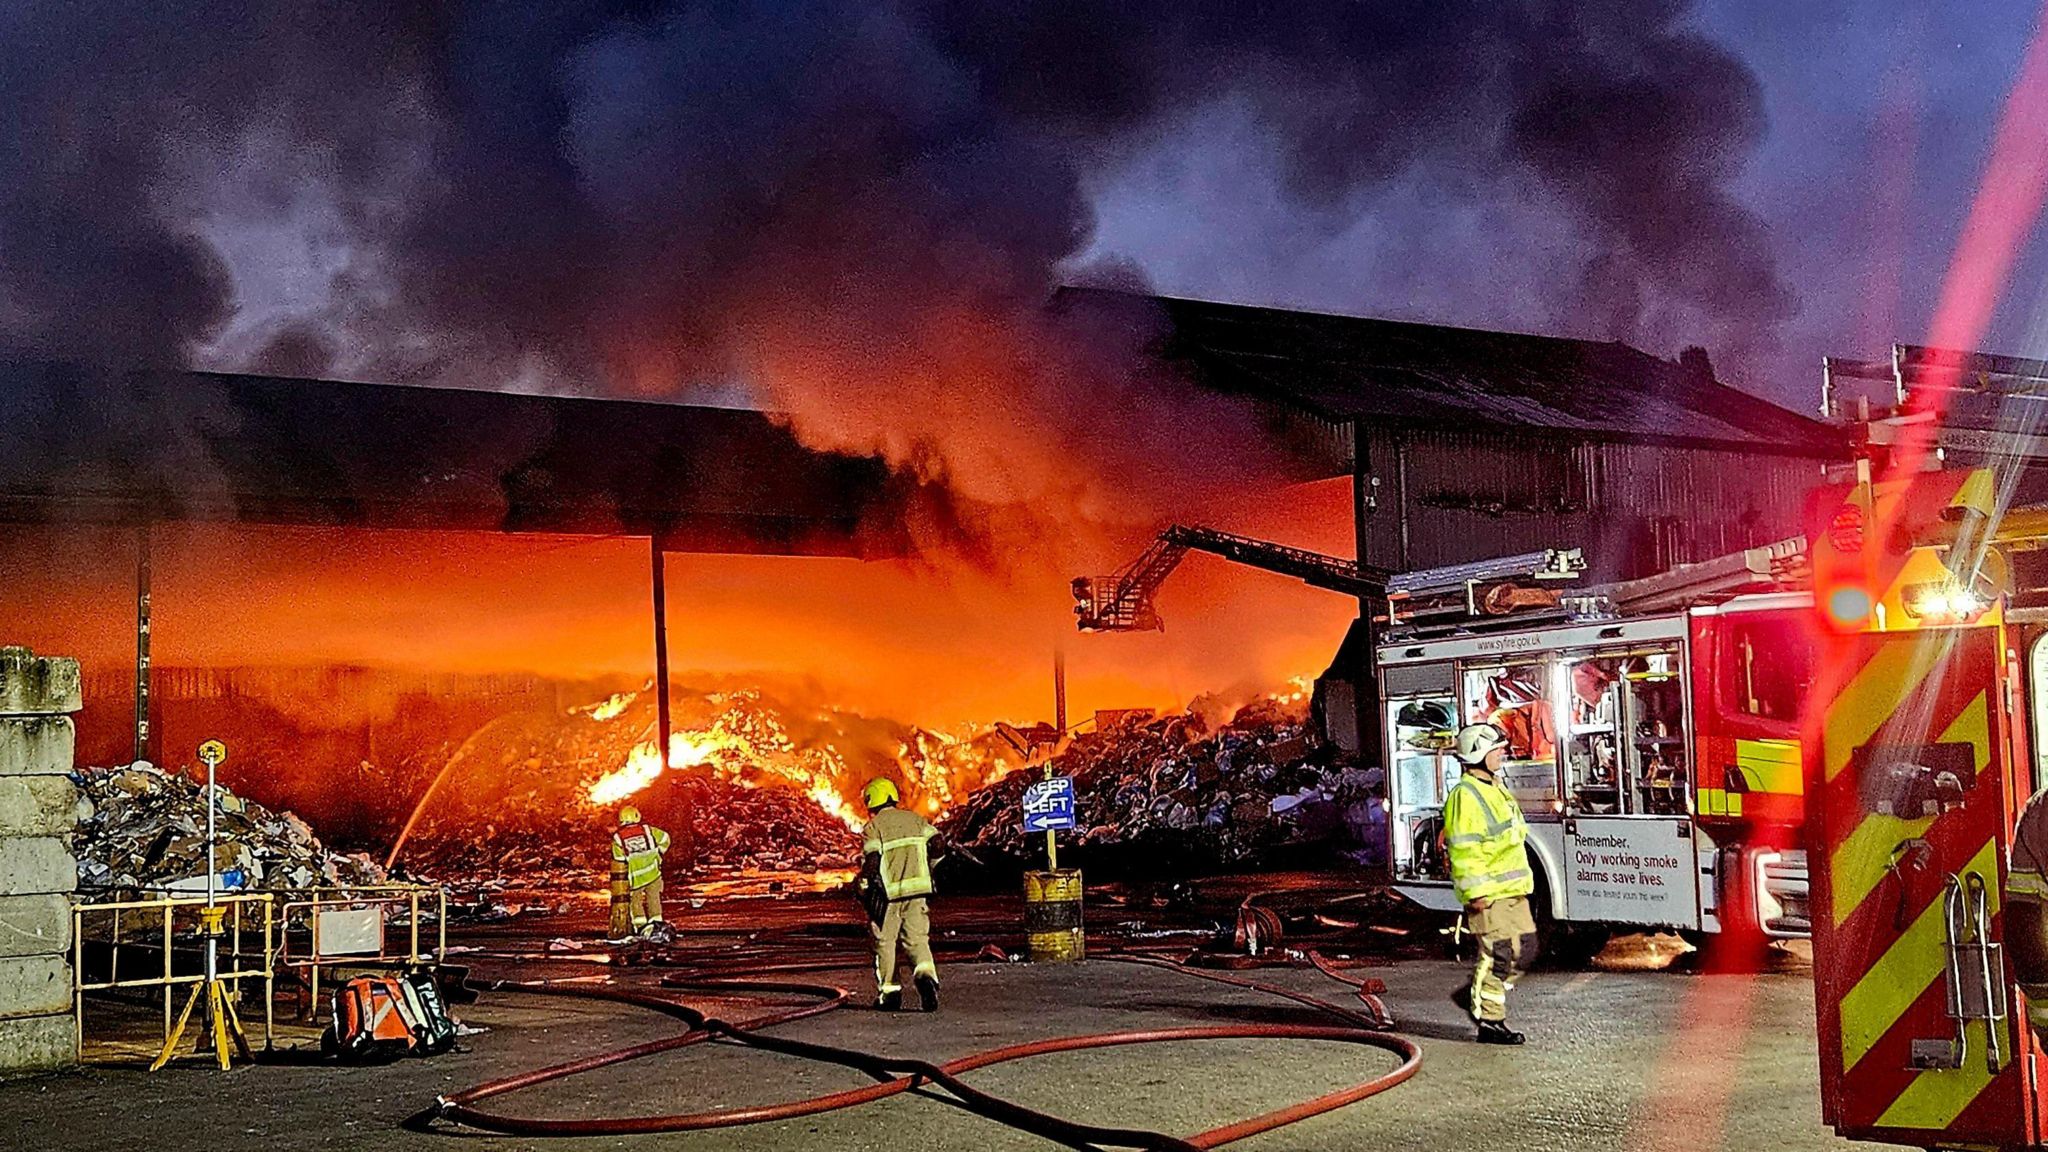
{"left": 1467, "top": 894, "right": 1538, "bottom": 1023}
{"left": 873, "top": 897, "right": 935, "bottom": 994}
{"left": 629, "top": 878, "right": 665, "bottom": 928}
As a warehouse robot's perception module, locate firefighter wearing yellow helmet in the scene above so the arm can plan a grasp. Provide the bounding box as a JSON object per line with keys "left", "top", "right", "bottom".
{"left": 610, "top": 805, "right": 672, "bottom": 936}
{"left": 857, "top": 777, "right": 942, "bottom": 1011}
{"left": 1443, "top": 722, "right": 1537, "bottom": 1045}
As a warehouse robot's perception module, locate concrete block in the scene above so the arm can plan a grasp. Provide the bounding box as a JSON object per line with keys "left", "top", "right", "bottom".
{"left": 0, "top": 954, "right": 70, "bottom": 1019}
{"left": 0, "top": 894, "right": 70, "bottom": 958}
{"left": 0, "top": 1013, "right": 74, "bottom": 1075}
{"left": 0, "top": 648, "right": 80, "bottom": 716}
{"left": 0, "top": 838, "right": 74, "bottom": 896}
{"left": 0, "top": 714, "right": 75, "bottom": 776}
{"left": 0, "top": 776, "right": 77, "bottom": 837}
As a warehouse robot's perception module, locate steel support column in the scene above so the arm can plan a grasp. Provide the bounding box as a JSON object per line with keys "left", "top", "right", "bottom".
{"left": 649, "top": 537, "right": 691, "bottom": 870}
{"left": 1352, "top": 422, "right": 1382, "bottom": 769}
{"left": 134, "top": 522, "right": 152, "bottom": 765}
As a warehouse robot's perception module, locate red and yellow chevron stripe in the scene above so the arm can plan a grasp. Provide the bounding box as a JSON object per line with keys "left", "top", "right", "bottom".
{"left": 1808, "top": 622, "right": 2030, "bottom": 1144}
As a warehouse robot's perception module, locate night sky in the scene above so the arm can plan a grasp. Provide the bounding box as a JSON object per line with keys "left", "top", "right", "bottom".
{"left": 1090, "top": 0, "right": 2048, "bottom": 407}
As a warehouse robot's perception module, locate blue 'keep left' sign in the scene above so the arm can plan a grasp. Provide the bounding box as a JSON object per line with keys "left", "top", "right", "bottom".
{"left": 1022, "top": 776, "right": 1078, "bottom": 833}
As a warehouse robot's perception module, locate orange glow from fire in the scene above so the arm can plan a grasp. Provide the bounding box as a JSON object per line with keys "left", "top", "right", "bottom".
{"left": 1, "top": 473, "right": 1357, "bottom": 841}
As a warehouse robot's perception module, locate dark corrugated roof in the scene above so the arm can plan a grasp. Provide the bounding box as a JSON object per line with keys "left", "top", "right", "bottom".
{"left": 0, "top": 359, "right": 909, "bottom": 556}
{"left": 1058, "top": 287, "right": 1848, "bottom": 457}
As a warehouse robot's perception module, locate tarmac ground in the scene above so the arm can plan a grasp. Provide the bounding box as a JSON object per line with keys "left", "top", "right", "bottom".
{"left": 0, "top": 892, "right": 1855, "bottom": 1152}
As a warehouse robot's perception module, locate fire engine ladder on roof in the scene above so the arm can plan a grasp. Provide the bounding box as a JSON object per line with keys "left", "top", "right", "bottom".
{"left": 1072, "top": 525, "right": 1388, "bottom": 632}
{"left": 1824, "top": 344, "right": 2048, "bottom": 461}
{"left": 1383, "top": 549, "right": 1586, "bottom": 623}
{"left": 1383, "top": 539, "right": 1807, "bottom": 635}
{"left": 1564, "top": 537, "right": 1809, "bottom": 616}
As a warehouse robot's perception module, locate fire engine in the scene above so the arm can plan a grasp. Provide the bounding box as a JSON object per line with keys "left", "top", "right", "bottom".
{"left": 1799, "top": 460, "right": 2048, "bottom": 1148}
{"left": 1376, "top": 544, "right": 1815, "bottom": 958}
{"left": 1069, "top": 518, "right": 1819, "bottom": 958}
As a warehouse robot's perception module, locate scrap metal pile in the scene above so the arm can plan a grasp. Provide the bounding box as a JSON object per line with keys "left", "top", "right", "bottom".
{"left": 71, "top": 761, "right": 388, "bottom": 892}
{"left": 940, "top": 705, "right": 1385, "bottom": 871}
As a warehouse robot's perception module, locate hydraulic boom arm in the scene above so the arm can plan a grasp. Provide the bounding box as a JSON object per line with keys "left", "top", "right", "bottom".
{"left": 1072, "top": 525, "right": 1387, "bottom": 631}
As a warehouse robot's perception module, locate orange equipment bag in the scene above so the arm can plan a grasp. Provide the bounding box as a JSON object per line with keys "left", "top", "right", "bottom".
{"left": 324, "top": 974, "right": 418, "bottom": 1062}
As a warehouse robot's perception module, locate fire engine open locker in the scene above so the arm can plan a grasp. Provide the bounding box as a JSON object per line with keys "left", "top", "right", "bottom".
{"left": 1377, "top": 547, "right": 1813, "bottom": 953}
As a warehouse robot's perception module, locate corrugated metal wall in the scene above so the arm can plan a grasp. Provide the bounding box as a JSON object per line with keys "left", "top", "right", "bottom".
{"left": 1359, "top": 427, "right": 1832, "bottom": 582}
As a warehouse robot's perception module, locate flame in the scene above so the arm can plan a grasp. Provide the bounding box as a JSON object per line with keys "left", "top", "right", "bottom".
{"left": 583, "top": 689, "right": 640, "bottom": 722}
{"left": 1274, "top": 675, "right": 1312, "bottom": 706}
{"left": 581, "top": 692, "right": 884, "bottom": 831}
{"left": 808, "top": 780, "right": 864, "bottom": 831}
{"left": 589, "top": 740, "right": 666, "bottom": 807}
{"left": 581, "top": 669, "right": 1312, "bottom": 835}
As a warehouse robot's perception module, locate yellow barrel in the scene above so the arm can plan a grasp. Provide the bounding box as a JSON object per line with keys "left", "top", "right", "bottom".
{"left": 1023, "top": 868, "right": 1085, "bottom": 962}
{"left": 607, "top": 858, "right": 632, "bottom": 939}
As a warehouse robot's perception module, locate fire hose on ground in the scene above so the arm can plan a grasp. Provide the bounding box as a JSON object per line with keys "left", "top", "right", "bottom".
{"left": 423, "top": 948, "right": 1421, "bottom": 1147}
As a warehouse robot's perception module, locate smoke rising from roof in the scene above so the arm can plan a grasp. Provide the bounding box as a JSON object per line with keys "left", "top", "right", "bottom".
{"left": 0, "top": 1, "right": 1792, "bottom": 527}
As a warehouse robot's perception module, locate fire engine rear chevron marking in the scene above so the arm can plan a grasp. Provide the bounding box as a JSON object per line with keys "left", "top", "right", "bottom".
{"left": 1840, "top": 838, "right": 1999, "bottom": 1075}
{"left": 1829, "top": 810, "right": 1935, "bottom": 927}
{"left": 1829, "top": 693, "right": 1988, "bottom": 928}
{"left": 1876, "top": 1014, "right": 2008, "bottom": 1132}
{"left": 1822, "top": 636, "right": 1955, "bottom": 784}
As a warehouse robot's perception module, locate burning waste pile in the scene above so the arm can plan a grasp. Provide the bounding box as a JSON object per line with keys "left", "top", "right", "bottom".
{"left": 398, "top": 685, "right": 1023, "bottom": 887}
{"left": 418, "top": 774, "right": 862, "bottom": 881}
{"left": 941, "top": 690, "right": 1384, "bottom": 873}
{"left": 71, "top": 761, "right": 388, "bottom": 892}
{"left": 61, "top": 675, "right": 1362, "bottom": 895}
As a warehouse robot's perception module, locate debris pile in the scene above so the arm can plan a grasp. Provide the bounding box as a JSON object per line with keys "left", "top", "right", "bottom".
{"left": 71, "top": 762, "right": 388, "bottom": 892}
{"left": 410, "top": 775, "right": 860, "bottom": 883}
{"left": 681, "top": 777, "right": 863, "bottom": 872}
{"left": 940, "top": 711, "right": 1384, "bottom": 872}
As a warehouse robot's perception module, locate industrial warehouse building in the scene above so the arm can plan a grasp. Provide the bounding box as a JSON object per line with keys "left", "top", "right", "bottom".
{"left": 1066, "top": 287, "right": 1850, "bottom": 582}
{"left": 3, "top": 297, "right": 1855, "bottom": 773}
{"left": 1058, "top": 288, "right": 1853, "bottom": 753}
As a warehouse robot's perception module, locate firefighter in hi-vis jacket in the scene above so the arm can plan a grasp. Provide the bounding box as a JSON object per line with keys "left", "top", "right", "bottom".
{"left": 857, "top": 778, "right": 941, "bottom": 1012}
{"left": 1443, "top": 722, "right": 1539, "bottom": 1045}
{"left": 611, "top": 806, "right": 672, "bottom": 934}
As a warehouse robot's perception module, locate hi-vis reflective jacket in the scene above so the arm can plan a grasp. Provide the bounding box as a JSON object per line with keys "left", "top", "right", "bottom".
{"left": 862, "top": 807, "right": 938, "bottom": 902}
{"left": 1442, "top": 773, "right": 1534, "bottom": 904}
{"left": 612, "top": 822, "right": 671, "bottom": 890}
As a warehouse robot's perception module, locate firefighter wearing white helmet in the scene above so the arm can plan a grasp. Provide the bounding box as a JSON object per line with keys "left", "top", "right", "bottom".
{"left": 857, "top": 777, "right": 942, "bottom": 1011}
{"left": 610, "top": 805, "right": 672, "bottom": 936}
{"left": 1443, "top": 722, "right": 1537, "bottom": 1045}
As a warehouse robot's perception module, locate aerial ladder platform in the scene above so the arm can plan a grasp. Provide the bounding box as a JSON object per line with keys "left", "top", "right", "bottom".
{"left": 1071, "top": 525, "right": 1389, "bottom": 632}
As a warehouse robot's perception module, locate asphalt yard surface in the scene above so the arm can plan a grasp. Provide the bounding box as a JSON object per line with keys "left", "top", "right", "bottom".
{"left": 1, "top": 918, "right": 1853, "bottom": 1152}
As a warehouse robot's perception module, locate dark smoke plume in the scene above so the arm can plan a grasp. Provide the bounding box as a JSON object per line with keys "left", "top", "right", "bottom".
{"left": 0, "top": 1, "right": 1792, "bottom": 526}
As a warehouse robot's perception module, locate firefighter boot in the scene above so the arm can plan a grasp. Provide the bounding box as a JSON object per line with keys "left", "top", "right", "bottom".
{"left": 876, "top": 988, "right": 902, "bottom": 1012}
{"left": 1476, "top": 1019, "right": 1525, "bottom": 1046}
{"left": 915, "top": 974, "right": 940, "bottom": 1013}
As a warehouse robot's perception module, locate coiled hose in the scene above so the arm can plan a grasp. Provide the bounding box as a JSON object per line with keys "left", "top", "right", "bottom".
{"left": 429, "top": 953, "right": 1418, "bottom": 1147}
